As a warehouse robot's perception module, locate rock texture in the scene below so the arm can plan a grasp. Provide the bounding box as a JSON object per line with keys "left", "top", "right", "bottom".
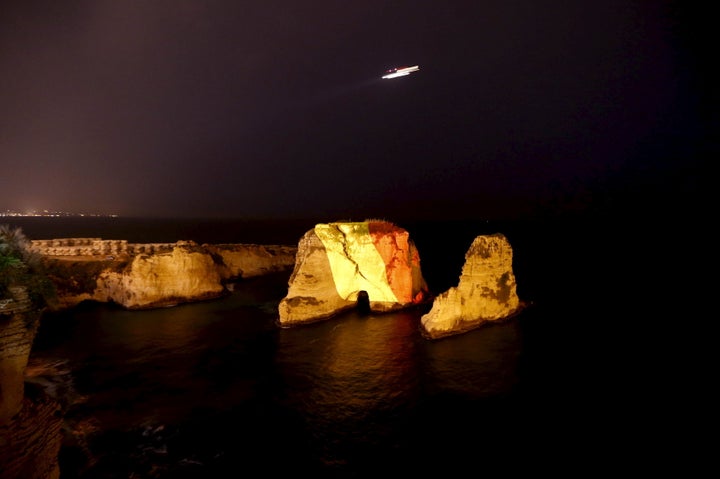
{"left": 93, "top": 243, "right": 225, "bottom": 309}
{"left": 278, "top": 221, "right": 430, "bottom": 326}
{"left": 42, "top": 241, "right": 297, "bottom": 311}
{"left": 0, "top": 384, "right": 63, "bottom": 479}
{"left": 421, "top": 234, "right": 524, "bottom": 339}
{"left": 205, "top": 244, "right": 297, "bottom": 280}
{"left": 0, "top": 288, "right": 37, "bottom": 422}
{"left": 1, "top": 288, "right": 63, "bottom": 479}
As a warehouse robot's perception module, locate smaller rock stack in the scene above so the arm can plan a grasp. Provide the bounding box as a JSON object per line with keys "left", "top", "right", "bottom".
{"left": 420, "top": 234, "right": 524, "bottom": 339}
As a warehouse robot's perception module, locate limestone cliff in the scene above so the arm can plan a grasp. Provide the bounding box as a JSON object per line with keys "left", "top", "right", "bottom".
{"left": 42, "top": 241, "right": 297, "bottom": 311}
{"left": 94, "top": 243, "right": 225, "bottom": 309}
{"left": 420, "top": 234, "right": 524, "bottom": 339}
{"left": 204, "top": 244, "right": 297, "bottom": 280}
{"left": 278, "top": 221, "right": 430, "bottom": 326}
{"left": 0, "top": 288, "right": 37, "bottom": 423}
{"left": 0, "top": 288, "right": 62, "bottom": 479}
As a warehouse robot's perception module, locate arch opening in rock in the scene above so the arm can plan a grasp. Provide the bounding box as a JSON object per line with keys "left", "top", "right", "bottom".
{"left": 356, "top": 290, "right": 370, "bottom": 315}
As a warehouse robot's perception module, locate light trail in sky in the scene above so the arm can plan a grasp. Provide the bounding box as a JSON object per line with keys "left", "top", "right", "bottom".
{"left": 381, "top": 65, "right": 420, "bottom": 79}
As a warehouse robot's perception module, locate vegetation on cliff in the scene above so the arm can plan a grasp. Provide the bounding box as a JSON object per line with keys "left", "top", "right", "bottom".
{"left": 0, "top": 224, "right": 56, "bottom": 308}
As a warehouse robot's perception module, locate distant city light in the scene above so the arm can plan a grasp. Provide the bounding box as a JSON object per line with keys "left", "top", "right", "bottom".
{"left": 0, "top": 210, "right": 118, "bottom": 217}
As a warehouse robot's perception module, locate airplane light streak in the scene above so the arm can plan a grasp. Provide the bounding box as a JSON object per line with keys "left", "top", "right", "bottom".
{"left": 381, "top": 65, "right": 420, "bottom": 79}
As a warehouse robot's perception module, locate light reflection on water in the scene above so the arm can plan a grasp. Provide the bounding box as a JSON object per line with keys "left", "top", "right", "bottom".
{"left": 276, "top": 310, "right": 424, "bottom": 447}
{"left": 29, "top": 272, "right": 525, "bottom": 476}
{"left": 424, "top": 319, "right": 523, "bottom": 397}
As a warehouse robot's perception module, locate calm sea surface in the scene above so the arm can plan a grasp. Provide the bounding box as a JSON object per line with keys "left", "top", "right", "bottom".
{"left": 5, "top": 216, "right": 654, "bottom": 477}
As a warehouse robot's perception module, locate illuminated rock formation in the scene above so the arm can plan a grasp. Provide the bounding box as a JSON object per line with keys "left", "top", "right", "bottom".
{"left": 278, "top": 221, "right": 430, "bottom": 326}
{"left": 93, "top": 242, "right": 225, "bottom": 309}
{"left": 0, "top": 287, "right": 62, "bottom": 479}
{"left": 42, "top": 241, "right": 297, "bottom": 311}
{"left": 204, "top": 244, "right": 297, "bottom": 280}
{"left": 420, "top": 234, "right": 524, "bottom": 339}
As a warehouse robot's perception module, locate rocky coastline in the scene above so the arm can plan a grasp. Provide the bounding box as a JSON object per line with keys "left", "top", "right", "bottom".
{"left": 1, "top": 239, "right": 298, "bottom": 478}
{"left": 1, "top": 222, "right": 526, "bottom": 478}
{"left": 34, "top": 240, "right": 297, "bottom": 311}
{"left": 33, "top": 225, "right": 525, "bottom": 337}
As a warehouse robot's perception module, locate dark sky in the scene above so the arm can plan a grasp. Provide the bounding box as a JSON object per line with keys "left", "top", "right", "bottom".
{"left": 0, "top": 1, "right": 710, "bottom": 221}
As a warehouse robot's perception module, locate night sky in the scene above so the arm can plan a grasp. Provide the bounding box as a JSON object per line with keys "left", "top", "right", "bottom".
{"left": 0, "top": 1, "right": 710, "bottom": 221}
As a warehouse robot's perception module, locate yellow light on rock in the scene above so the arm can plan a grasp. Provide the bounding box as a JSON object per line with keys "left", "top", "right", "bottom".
{"left": 314, "top": 223, "right": 399, "bottom": 303}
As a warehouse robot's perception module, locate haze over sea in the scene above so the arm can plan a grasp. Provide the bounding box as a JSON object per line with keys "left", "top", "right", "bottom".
{"left": 4, "top": 215, "right": 691, "bottom": 477}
